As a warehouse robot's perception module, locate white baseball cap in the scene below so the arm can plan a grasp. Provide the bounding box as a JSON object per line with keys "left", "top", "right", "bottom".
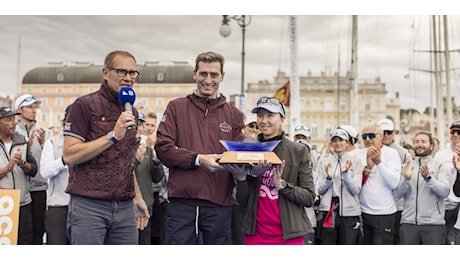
{"left": 294, "top": 124, "right": 311, "bottom": 138}
{"left": 377, "top": 118, "right": 399, "bottom": 134}
{"left": 245, "top": 115, "right": 257, "bottom": 125}
{"left": 15, "top": 94, "right": 42, "bottom": 110}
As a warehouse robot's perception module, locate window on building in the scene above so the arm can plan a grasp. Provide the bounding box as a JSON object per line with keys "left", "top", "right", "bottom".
{"left": 156, "top": 98, "right": 164, "bottom": 108}
{"left": 324, "top": 123, "right": 332, "bottom": 137}
{"left": 365, "top": 102, "right": 371, "bottom": 111}
{"left": 55, "top": 98, "right": 62, "bottom": 107}
{"left": 325, "top": 98, "right": 333, "bottom": 111}
{"left": 139, "top": 98, "right": 148, "bottom": 108}
{"left": 311, "top": 124, "right": 318, "bottom": 137}
{"left": 57, "top": 87, "right": 62, "bottom": 94}
{"left": 340, "top": 100, "right": 346, "bottom": 110}
{"left": 312, "top": 98, "right": 319, "bottom": 111}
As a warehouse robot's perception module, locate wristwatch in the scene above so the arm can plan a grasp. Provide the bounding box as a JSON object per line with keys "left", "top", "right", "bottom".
{"left": 425, "top": 175, "right": 432, "bottom": 181}
{"left": 277, "top": 179, "right": 287, "bottom": 190}
{"left": 18, "top": 160, "right": 26, "bottom": 168}
{"left": 107, "top": 131, "right": 118, "bottom": 144}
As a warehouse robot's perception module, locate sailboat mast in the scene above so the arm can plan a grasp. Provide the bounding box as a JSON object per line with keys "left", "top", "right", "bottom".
{"left": 349, "top": 15, "right": 359, "bottom": 128}
{"left": 289, "top": 15, "right": 300, "bottom": 137}
{"left": 444, "top": 15, "right": 453, "bottom": 131}
{"left": 433, "top": 15, "right": 445, "bottom": 146}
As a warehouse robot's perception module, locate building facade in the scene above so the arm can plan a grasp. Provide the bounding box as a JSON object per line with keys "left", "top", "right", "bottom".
{"left": 17, "top": 62, "right": 404, "bottom": 152}
{"left": 243, "top": 70, "right": 402, "bottom": 150}
{"left": 19, "top": 61, "right": 196, "bottom": 130}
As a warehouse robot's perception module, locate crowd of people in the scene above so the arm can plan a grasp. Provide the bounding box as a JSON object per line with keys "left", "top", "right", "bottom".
{"left": 2, "top": 49, "right": 460, "bottom": 245}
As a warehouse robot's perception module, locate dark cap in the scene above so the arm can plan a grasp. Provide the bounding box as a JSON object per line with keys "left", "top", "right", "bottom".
{"left": 450, "top": 121, "right": 460, "bottom": 130}
{"left": 64, "top": 104, "right": 73, "bottom": 117}
{"left": 0, "top": 107, "right": 20, "bottom": 118}
{"left": 138, "top": 112, "right": 146, "bottom": 122}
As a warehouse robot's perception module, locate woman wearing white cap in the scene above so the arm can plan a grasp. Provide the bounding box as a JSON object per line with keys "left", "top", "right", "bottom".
{"left": 315, "top": 128, "right": 365, "bottom": 244}
{"left": 226, "top": 96, "right": 316, "bottom": 245}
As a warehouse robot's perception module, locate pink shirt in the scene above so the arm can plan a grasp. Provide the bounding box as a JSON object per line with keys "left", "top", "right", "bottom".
{"left": 244, "top": 169, "right": 304, "bottom": 245}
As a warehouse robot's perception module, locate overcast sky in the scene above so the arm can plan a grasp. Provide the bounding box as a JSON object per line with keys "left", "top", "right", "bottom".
{"left": 2, "top": 10, "right": 460, "bottom": 113}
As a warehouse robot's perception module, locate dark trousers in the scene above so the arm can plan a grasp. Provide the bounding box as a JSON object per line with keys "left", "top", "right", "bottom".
{"left": 445, "top": 207, "right": 459, "bottom": 245}
{"left": 400, "top": 223, "right": 445, "bottom": 245}
{"left": 159, "top": 200, "right": 168, "bottom": 245}
{"left": 138, "top": 215, "right": 152, "bottom": 245}
{"left": 18, "top": 203, "right": 33, "bottom": 245}
{"left": 231, "top": 203, "right": 245, "bottom": 245}
{"left": 30, "top": 190, "right": 46, "bottom": 245}
{"left": 67, "top": 195, "right": 138, "bottom": 245}
{"left": 45, "top": 206, "right": 69, "bottom": 245}
{"left": 361, "top": 212, "right": 395, "bottom": 245}
{"left": 165, "top": 199, "right": 232, "bottom": 245}
{"left": 317, "top": 212, "right": 362, "bottom": 245}
{"left": 150, "top": 192, "right": 161, "bottom": 244}
{"left": 393, "top": 210, "right": 402, "bottom": 244}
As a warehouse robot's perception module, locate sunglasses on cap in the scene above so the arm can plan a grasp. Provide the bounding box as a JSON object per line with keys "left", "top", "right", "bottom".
{"left": 361, "top": 133, "right": 377, "bottom": 140}
{"left": 256, "top": 97, "right": 286, "bottom": 115}
{"left": 295, "top": 125, "right": 310, "bottom": 132}
{"left": 18, "top": 96, "right": 37, "bottom": 108}
{"left": 450, "top": 129, "right": 460, "bottom": 135}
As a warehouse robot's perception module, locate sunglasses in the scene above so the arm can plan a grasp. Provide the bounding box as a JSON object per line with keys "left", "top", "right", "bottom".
{"left": 257, "top": 97, "right": 286, "bottom": 115}
{"left": 295, "top": 125, "right": 310, "bottom": 132}
{"left": 450, "top": 129, "right": 460, "bottom": 135}
{"left": 383, "top": 130, "right": 393, "bottom": 135}
{"left": 247, "top": 123, "right": 258, "bottom": 129}
{"left": 18, "top": 96, "right": 37, "bottom": 108}
{"left": 361, "top": 133, "right": 377, "bottom": 140}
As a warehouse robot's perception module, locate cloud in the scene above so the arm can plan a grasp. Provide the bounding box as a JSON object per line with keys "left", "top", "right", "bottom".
{"left": 1, "top": 15, "right": 459, "bottom": 113}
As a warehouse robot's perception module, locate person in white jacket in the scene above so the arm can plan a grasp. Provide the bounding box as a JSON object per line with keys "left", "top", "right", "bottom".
{"left": 356, "top": 123, "right": 401, "bottom": 244}
{"left": 395, "top": 131, "right": 450, "bottom": 244}
{"left": 40, "top": 104, "right": 72, "bottom": 245}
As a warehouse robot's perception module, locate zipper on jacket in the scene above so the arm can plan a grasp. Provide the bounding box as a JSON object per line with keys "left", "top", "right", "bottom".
{"left": 415, "top": 157, "right": 421, "bottom": 225}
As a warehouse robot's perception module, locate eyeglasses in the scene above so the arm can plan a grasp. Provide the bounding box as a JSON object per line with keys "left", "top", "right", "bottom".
{"left": 383, "top": 130, "right": 393, "bottom": 135}
{"left": 247, "top": 123, "right": 258, "bottom": 129}
{"left": 18, "top": 96, "right": 37, "bottom": 108}
{"left": 197, "top": 71, "right": 221, "bottom": 79}
{"left": 256, "top": 97, "right": 286, "bottom": 114}
{"left": 361, "top": 133, "right": 377, "bottom": 140}
{"left": 106, "top": 67, "right": 140, "bottom": 79}
{"left": 295, "top": 125, "right": 310, "bottom": 132}
{"left": 450, "top": 129, "right": 460, "bottom": 135}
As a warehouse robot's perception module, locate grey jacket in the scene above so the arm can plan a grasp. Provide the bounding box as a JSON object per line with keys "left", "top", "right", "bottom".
{"left": 394, "top": 156, "right": 451, "bottom": 225}
{"left": 237, "top": 133, "right": 316, "bottom": 241}
{"left": 16, "top": 121, "right": 51, "bottom": 192}
{"left": 316, "top": 152, "right": 364, "bottom": 216}
{"left": 0, "top": 132, "right": 38, "bottom": 206}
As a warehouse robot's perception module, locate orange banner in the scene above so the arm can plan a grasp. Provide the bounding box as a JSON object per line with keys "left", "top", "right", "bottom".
{"left": 0, "top": 189, "right": 20, "bottom": 245}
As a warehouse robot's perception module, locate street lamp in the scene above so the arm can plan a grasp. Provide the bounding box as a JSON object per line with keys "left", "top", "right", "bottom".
{"left": 219, "top": 15, "right": 251, "bottom": 113}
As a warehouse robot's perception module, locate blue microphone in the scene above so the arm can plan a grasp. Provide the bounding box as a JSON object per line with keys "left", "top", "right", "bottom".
{"left": 118, "top": 87, "right": 136, "bottom": 129}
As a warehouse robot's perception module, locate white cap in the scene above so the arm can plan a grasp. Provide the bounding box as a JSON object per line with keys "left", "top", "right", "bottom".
{"left": 294, "top": 124, "right": 311, "bottom": 138}
{"left": 377, "top": 118, "right": 395, "bottom": 131}
{"left": 339, "top": 124, "right": 358, "bottom": 139}
{"left": 15, "top": 94, "right": 42, "bottom": 110}
{"left": 330, "top": 128, "right": 349, "bottom": 141}
{"left": 245, "top": 115, "right": 257, "bottom": 125}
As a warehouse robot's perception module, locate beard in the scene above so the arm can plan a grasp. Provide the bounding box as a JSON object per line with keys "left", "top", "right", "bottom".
{"left": 415, "top": 147, "right": 432, "bottom": 157}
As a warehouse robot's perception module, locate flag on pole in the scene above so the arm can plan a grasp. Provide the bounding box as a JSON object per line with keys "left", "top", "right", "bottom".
{"left": 273, "top": 80, "right": 290, "bottom": 107}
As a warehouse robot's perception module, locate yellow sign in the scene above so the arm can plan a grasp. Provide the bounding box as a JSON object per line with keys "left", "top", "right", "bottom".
{"left": 0, "top": 189, "right": 20, "bottom": 245}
